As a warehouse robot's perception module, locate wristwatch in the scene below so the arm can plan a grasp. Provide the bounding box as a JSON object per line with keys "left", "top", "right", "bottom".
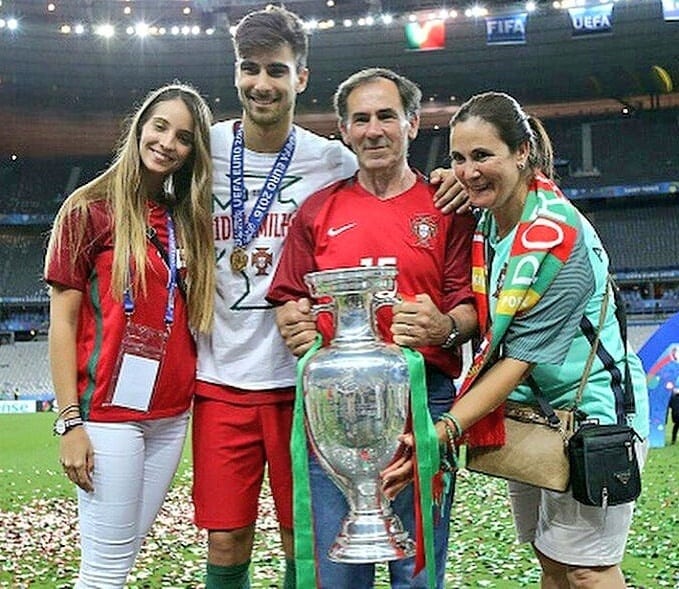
{"left": 441, "top": 316, "right": 461, "bottom": 349}
{"left": 53, "top": 416, "right": 84, "bottom": 436}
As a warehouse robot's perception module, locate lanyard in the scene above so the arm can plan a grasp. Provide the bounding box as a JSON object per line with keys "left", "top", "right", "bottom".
{"left": 229, "top": 123, "right": 296, "bottom": 249}
{"left": 123, "top": 213, "right": 178, "bottom": 325}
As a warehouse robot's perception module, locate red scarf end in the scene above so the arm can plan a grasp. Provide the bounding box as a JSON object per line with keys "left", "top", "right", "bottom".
{"left": 431, "top": 471, "right": 444, "bottom": 511}
{"left": 412, "top": 453, "right": 426, "bottom": 577}
{"left": 465, "top": 404, "right": 506, "bottom": 447}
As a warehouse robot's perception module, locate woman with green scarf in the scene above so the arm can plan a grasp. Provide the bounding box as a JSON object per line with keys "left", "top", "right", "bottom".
{"left": 382, "top": 91, "right": 649, "bottom": 589}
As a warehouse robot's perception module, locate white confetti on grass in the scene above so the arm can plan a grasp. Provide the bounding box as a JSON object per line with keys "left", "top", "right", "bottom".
{"left": 0, "top": 470, "right": 531, "bottom": 588}
{"left": 0, "top": 469, "right": 285, "bottom": 589}
{"left": 1, "top": 467, "right": 676, "bottom": 588}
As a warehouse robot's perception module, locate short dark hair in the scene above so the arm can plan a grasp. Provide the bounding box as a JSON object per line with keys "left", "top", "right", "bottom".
{"left": 333, "top": 67, "right": 422, "bottom": 125}
{"left": 450, "top": 91, "right": 554, "bottom": 179}
{"left": 233, "top": 5, "right": 309, "bottom": 69}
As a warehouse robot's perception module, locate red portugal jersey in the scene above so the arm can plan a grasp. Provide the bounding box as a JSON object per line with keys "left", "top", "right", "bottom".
{"left": 45, "top": 200, "right": 196, "bottom": 422}
{"left": 268, "top": 174, "right": 475, "bottom": 376}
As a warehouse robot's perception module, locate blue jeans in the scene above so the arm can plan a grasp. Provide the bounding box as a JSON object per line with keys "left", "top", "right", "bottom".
{"left": 309, "top": 365, "right": 455, "bottom": 589}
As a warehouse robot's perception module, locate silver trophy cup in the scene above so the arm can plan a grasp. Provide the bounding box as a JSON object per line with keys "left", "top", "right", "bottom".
{"left": 303, "top": 265, "right": 415, "bottom": 563}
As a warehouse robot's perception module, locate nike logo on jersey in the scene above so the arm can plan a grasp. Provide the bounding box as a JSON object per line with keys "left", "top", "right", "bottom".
{"left": 327, "top": 223, "right": 357, "bottom": 237}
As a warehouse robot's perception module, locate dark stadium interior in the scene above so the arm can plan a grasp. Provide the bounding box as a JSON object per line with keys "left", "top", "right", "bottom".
{"left": 1, "top": 0, "right": 678, "bottom": 152}
{"left": 0, "top": 0, "right": 678, "bottom": 333}
{"left": 1, "top": 0, "right": 677, "bottom": 113}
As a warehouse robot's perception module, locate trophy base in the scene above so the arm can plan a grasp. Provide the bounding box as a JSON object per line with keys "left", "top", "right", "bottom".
{"left": 328, "top": 513, "right": 416, "bottom": 564}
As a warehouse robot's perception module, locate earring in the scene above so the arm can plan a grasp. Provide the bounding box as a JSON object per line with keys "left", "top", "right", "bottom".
{"left": 517, "top": 161, "right": 526, "bottom": 170}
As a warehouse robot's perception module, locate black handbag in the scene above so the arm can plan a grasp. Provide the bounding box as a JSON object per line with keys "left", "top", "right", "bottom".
{"left": 567, "top": 277, "right": 642, "bottom": 508}
{"left": 568, "top": 423, "right": 641, "bottom": 508}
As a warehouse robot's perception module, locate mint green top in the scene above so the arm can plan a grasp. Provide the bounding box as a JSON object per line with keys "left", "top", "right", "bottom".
{"left": 488, "top": 210, "right": 649, "bottom": 437}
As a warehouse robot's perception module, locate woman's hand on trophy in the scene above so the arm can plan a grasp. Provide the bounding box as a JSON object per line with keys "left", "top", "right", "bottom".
{"left": 274, "top": 298, "right": 319, "bottom": 357}
{"left": 380, "top": 433, "right": 415, "bottom": 500}
{"left": 392, "top": 294, "right": 450, "bottom": 348}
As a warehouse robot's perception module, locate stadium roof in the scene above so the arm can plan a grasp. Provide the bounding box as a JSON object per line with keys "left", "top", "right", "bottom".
{"left": 0, "top": 0, "right": 677, "bottom": 156}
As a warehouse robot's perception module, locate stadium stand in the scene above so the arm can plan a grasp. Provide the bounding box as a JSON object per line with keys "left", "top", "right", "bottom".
{"left": 0, "top": 339, "right": 52, "bottom": 399}
{"left": 0, "top": 156, "right": 109, "bottom": 215}
{"left": 584, "top": 199, "right": 679, "bottom": 271}
{"left": 0, "top": 228, "right": 49, "bottom": 300}
{"left": 0, "top": 112, "right": 677, "bottom": 342}
{"left": 546, "top": 110, "right": 679, "bottom": 185}
{"left": 0, "top": 0, "right": 675, "bottom": 418}
{"left": 422, "top": 109, "right": 679, "bottom": 188}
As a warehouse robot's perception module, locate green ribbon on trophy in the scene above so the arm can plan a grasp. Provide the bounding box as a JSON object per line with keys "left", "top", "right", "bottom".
{"left": 291, "top": 336, "right": 320, "bottom": 588}
{"left": 291, "top": 337, "right": 439, "bottom": 588}
{"left": 403, "top": 346, "right": 440, "bottom": 586}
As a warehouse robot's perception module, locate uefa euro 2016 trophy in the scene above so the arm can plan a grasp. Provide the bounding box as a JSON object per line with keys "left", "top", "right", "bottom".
{"left": 303, "top": 265, "right": 415, "bottom": 564}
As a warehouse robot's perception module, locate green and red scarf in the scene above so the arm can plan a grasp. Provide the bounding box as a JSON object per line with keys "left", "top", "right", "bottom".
{"left": 458, "top": 174, "right": 581, "bottom": 447}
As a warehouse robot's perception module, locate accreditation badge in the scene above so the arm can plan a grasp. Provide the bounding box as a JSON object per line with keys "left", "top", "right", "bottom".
{"left": 106, "top": 322, "right": 169, "bottom": 411}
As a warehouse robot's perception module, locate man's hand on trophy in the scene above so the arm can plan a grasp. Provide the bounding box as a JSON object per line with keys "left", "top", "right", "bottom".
{"left": 380, "top": 433, "right": 415, "bottom": 500}
{"left": 274, "top": 298, "right": 319, "bottom": 357}
{"left": 392, "top": 294, "right": 450, "bottom": 348}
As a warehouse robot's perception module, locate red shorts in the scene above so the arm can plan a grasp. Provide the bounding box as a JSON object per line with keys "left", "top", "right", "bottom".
{"left": 192, "top": 382, "right": 294, "bottom": 530}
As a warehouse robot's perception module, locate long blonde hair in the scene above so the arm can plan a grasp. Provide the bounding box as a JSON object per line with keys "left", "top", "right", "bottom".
{"left": 45, "top": 82, "right": 215, "bottom": 332}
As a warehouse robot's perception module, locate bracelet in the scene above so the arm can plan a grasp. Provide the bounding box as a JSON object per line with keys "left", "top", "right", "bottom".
{"left": 441, "top": 420, "right": 457, "bottom": 457}
{"left": 58, "top": 403, "right": 81, "bottom": 418}
{"left": 440, "top": 411, "right": 463, "bottom": 439}
{"left": 53, "top": 415, "right": 84, "bottom": 436}
{"left": 441, "top": 316, "right": 461, "bottom": 350}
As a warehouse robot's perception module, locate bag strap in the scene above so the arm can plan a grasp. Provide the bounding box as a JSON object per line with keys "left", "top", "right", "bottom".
{"left": 524, "top": 377, "right": 562, "bottom": 427}
{"left": 572, "top": 276, "right": 610, "bottom": 409}
{"left": 609, "top": 276, "right": 636, "bottom": 414}
{"left": 526, "top": 275, "right": 610, "bottom": 418}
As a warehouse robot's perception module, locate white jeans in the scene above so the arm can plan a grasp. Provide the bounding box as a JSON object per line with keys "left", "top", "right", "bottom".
{"left": 75, "top": 412, "right": 189, "bottom": 589}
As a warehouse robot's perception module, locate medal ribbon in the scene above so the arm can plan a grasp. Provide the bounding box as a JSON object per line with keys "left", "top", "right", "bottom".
{"left": 230, "top": 124, "right": 296, "bottom": 249}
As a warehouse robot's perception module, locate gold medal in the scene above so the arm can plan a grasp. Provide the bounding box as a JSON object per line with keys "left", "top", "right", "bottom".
{"left": 230, "top": 247, "right": 248, "bottom": 273}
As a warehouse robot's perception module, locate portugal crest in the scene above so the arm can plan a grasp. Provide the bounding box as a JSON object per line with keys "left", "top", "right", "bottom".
{"left": 251, "top": 247, "right": 273, "bottom": 276}
{"left": 410, "top": 214, "right": 438, "bottom": 247}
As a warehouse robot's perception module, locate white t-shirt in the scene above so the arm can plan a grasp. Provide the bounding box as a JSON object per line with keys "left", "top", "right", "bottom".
{"left": 196, "top": 120, "right": 357, "bottom": 390}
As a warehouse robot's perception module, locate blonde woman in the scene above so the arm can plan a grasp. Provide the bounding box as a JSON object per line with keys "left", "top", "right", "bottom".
{"left": 44, "top": 82, "right": 214, "bottom": 588}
